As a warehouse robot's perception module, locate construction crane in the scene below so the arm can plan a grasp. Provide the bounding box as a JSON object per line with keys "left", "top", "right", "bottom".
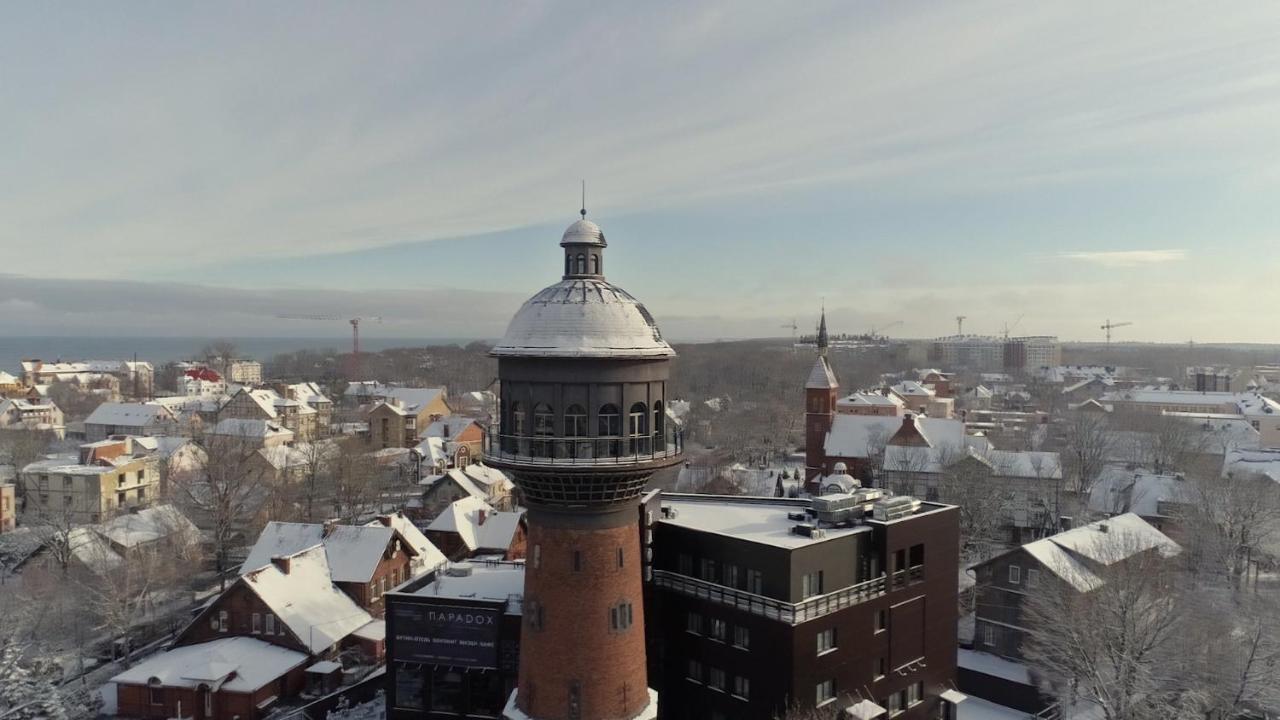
{"left": 1100, "top": 319, "right": 1133, "bottom": 347}
{"left": 780, "top": 319, "right": 799, "bottom": 342}
{"left": 276, "top": 314, "right": 383, "bottom": 378}
{"left": 955, "top": 315, "right": 967, "bottom": 335}
{"left": 1002, "top": 314, "right": 1024, "bottom": 341}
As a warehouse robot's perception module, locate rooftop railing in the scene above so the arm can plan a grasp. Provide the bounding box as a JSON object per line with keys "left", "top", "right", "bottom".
{"left": 484, "top": 430, "right": 682, "bottom": 467}
{"left": 651, "top": 570, "right": 887, "bottom": 625}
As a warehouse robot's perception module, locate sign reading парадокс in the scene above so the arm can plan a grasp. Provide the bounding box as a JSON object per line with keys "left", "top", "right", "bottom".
{"left": 392, "top": 603, "right": 501, "bottom": 668}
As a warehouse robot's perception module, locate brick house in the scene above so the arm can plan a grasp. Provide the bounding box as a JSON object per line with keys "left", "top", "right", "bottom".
{"left": 112, "top": 544, "right": 380, "bottom": 720}
{"left": 240, "top": 516, "right": 447, "bottom": 617}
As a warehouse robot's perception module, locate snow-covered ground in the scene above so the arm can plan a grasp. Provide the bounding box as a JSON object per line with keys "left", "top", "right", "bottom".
{"left": 326, "top": 691, "right": 385, "bottom": 720}
{"left": 959, "top": 696, "right": 1032, "bottom": 719}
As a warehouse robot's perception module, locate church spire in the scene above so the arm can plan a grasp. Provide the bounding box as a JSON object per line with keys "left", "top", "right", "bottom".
{"left": 817, "top": 305, "right": 829, "bottom": 357}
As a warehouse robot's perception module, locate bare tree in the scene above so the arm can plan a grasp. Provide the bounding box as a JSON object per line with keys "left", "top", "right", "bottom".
{"left": 1060, "top": 411, "right": 1114, "bottom": 519}
{"left": 1183, "top": 471, "right": 1280, "bottom": 590}
{"left": 296, "top": 440, "right": 339, "bottom": 522}
{"left": 1022, "top": 535, "right": 1196, "bottom": 720}
{"left": 172, "top": 430, "right": 270, "bottom": 588}
{"left": 1189, "top": 592, "right": 1280, "bottom": 719}
{"left": 934, "top": 447, "right": 1017, "bottom": 564}
{"left": 331, "top": 439, "right": 381, "bottom": 523}
{"left": 0, "top": 429, "right": 54, "bottom": 483}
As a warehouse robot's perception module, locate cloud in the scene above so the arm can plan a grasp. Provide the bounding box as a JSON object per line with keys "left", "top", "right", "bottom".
{"left": 1058, "top": 250, "right": 1188, "bottom": 268}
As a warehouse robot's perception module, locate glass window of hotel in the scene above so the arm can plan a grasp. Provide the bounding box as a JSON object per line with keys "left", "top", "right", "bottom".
{"left": 802, "top": 570, "right": 824, "bottom": 598}
{"left": 816, "top": 628, "right": 837, "bottom": 654}
{"left": 708, "top": 667, "right": 726, "bottom": 691}
{"left": 564, "top": 405, "right": 587, "bottom": 437}
{"left": 733, "top": 625, "right": 750, "bottom": 649}
{"left": 710, "top": 618, "right": 727, "bottom": 642}
{"left": 907, "top": 681, "right": 923, "bottom": 706}
{"left": 874, "top": 609, "right": 886, "bottom": 633}
{"left": 653, "top": 401, "right": 664, "bottom": 439}
{"left": 1008, "top": 565, "right": 1021, "bottom": 584}
{"left": 628, "top": 402, "right": 647, "bottom": 436}
{"left": 678, "top": 553, "right": 693, "bottom": 574}
{"left": 724, "top": 563, "right": 740, "bottom": 588}
{"left": 700, "top": 557, "right": 717, "bottom": 581}
{"left": 598, "top": 404, "right": 621, "bottom": 436}
{"left": 874, "top": 656, "right": 886, "bottom": 679}
{"left": 686, "top": 612, "right": 703, "bottom": 634}
{"left": 888, "top": 691, "right": 901, "bottom": 714}
{"left": 984, "top": 624, "right": 996, "bottom": 646}
{"left": 747, "top": 569, "right": 764, "bottom": 594}
{"left": 732, "top": 676, "right": 750, "bottom": 700}
{"left": 687, "top": 659, "right": 703, "bottom": 682}
{"left": 816, "top": 679, "right": 836, "bottom": 706}
{"left": 430, "top": 670, "right": 466, "bottom": 712}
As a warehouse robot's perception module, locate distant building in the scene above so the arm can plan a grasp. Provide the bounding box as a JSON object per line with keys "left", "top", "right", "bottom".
{"left": 1102, "top": 389, "right": 1280, "bottom": 446}
{"left": 888, "top": 380, "right": 954, "bottom": 419}
{"left": 217, "top": 386, "right": 330, "bottom": 441}
{"left": 360, "top": 386, "right": 452, "bottom": 450}
{"left": 1002, "top": 336, "right": 1060, "bottom": 372}
{"left": 20, "top": 436, "right": 160, "bottom": 523}
{"left": 179, "top": 367, "right": 227, "bottom": 397}
{"left": 0, "top": 483, "right": 15, "bottom": 533}
{"left": 20, "top": 359, "right": 154, "bottom": 397}
{"left": 971, "top": 514, "right": 1179, "bottom": 660}
{"left": 424, "top": 496, "right": 526, "bottom": 561}
{"left": 1186, "top": 366, "right": 1233, "bottom": 392}
{"left": 0, "top": 396, "right": 64, "bottom": 434}
{"left": 84, "top": 402, "right": 177, "bottom": 442}
{"left": 224, "top": 359, "right": 264, "bottom": 385}
{"left": 0, "top": 371, "right": 24, "bottom": 395}
{"left": 836, "top": 391, "right": 905, "bottom": 417}
{"left": 928, "top": 336, "right": 1004, "bottom": 372}
{"left": 1087, "top": 466, "right": 1193, "bottom": 533}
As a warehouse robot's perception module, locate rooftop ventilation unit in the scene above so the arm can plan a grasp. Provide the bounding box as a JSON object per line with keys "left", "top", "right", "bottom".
{"left": 791, "top": 524, "right": 826, "bottom": 539}
{"left": 445, "top": 563, "right": 474, "bottom": 577}
{"left": 872, "top": 495, "right": 921, "bottom": 521}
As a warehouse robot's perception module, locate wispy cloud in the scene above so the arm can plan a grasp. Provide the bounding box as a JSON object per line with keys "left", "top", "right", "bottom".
{"left": 1058, "top": 250, "right": 1188, "bottom": 268}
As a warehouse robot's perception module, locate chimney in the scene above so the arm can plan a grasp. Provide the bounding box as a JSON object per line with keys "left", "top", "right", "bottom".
{"left": 902, "top": 413, "right": 914, "bottom": 429}
{"left": 477, "top": 509, "right": 488, "bottom": 526}
{"left": 376, "top": 515, "right": 392, "bottom": 527}
{"left": 322, "top": 518, "right": 338, "bottom": 537}
{"left": 1097, "top": 522, "right": 1109, "bottom": 533}
{"left": 272, "top": 556, "right": 292, "bottom": 574}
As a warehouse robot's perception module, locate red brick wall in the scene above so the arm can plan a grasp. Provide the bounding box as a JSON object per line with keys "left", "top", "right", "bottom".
{"left": 177, "top": 580, "right": 307, "bottom": 653}
{"left": 516, "top": 517, "right": 649, "bottom": 720}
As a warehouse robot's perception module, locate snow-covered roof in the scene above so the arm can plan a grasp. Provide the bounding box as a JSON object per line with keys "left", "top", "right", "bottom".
{"left": 0, "top": 371, "right": 19, "bottom": 384}
{"left": 100, "top": 505, "right": 200, "bottom": 550}
{"left": 111, "top": 637, "right": 307, "bottom": 693}
{"left": 492, "top": 277, "right": 675, "bottom": 359}
{"left": 426, "top": 496, "right": 524, "bottom": 552}
{"left": 410, "top": 562, "right": 525, "bottom": 614}
{"left": 890, "top": 380, "right": 935, "bottom": 398}
{"left": 366, "top": 513, "right": 447, "bottom": 575}
{"left": 806, "top": 356, "right": 838, "bottom": 390}
{"left": 211, "top": 418, "right": 293, "bottom": 440}
{"left": 1223, "top": 447, "right": 1280, "bottom": 483}
{"left": 837, "top": 391, "right": 902, "bottom": 408}
{"left": 241, "top": 545, "right": 372, "bottom": 653}
{"left": 1022, "top": 537, "right": 1104, "bottom": 592}
{"left": 84, "top": 402, "right": 174, "bottom": 427}
{"left": 658, "top": 496, "right": 872, "bottom": 550}
{"left": 846, "top": 699, "right": 887, "bottom": 720}
{"left": 240, "top": 522, "right": 325, "bottom": 575}
{"left": 560, "top": 218, "right": 606, "bottom": 247}
{"left": 382, "top": 387, "right": 446, "bottom": 413}
{"left": 68, "top": 526, "right": 123, "bottom": 574}
{"left": 322, "top": 524, "right": 399, "bottom": 584}
{"left": 1088, "top": 467, "right": 1192, "bottom": 518}
{"left": 257, "top": 444, "right": 309, "bottom": 471}
{"left": 957, "top": 649, "right": 1032, "bottom": 685}
{"left": 824, "top": 415, "right": 902, "bottom": 458}
{"left": 421, "top": 416, "right": 480, "bottom": 441}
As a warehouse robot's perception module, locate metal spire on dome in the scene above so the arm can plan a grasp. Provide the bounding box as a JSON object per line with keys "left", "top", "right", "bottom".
{"left": 817, "top": 303, "right": 829, "bottom": 357}
{"left": 581, "top": 179, "right": 587, "bottom": 218}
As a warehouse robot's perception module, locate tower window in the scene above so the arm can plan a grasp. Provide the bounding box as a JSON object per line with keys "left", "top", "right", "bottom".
{"left": 564, "top": 405, "right": 587, "bottom": 437}
{"left": 598, "top": 405, "right": 620, "bottom": 436}
{"left": 617, "top": 547, "right": 624, "bottom": 568}
{"left": 576, "top": 253, "right": 586, "bottom": 274}
{"left": 591, "top": 254, "right": 599, "bottom": 274}
{"left": 572, "top": 550, "right": 582, "bottom": 572}
{"left": 609, "top": 601, "right": 634, "bottom": 631}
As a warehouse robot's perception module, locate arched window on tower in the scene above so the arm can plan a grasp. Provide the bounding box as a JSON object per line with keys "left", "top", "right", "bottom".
{"left": 629, "top": 402, "right": 649, "bottom": 454}
{"left": 576, "top": 254, "right": 586, "bottom": 274}
{"left": 565, "top": 403, "right": 588, "bottom": 458}
{"left": 598, "top": 404, "right": 621, "bottom": 456}
{"left": 591, "top": 254, "right": 600, "bottom": 275}
{"left": 509, "top": 401, "right": 525, "bottom": 455}
{"left": 533, "top": 403, "right": 554, "bottom": 457}
{"left": 565, "top": 255, "right": 573, "bottom": 276}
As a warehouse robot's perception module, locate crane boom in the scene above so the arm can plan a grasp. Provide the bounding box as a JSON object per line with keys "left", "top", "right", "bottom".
{"left": 275, "top": 314, "right": 383, "bottom": 377}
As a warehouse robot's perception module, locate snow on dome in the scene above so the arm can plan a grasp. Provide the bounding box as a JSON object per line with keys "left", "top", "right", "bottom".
{"left": 560, "top": 218, "right": 606, "bottom": 247}
{"left": 492, "top": 278, "right": 675, "bottom": 358}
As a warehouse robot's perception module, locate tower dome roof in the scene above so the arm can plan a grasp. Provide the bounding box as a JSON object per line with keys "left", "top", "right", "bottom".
{"left": 492, "top": 278, "right": 674, "bottom": 358}
{"left": 560, "top": 218, "right": 606, "bottom": 247}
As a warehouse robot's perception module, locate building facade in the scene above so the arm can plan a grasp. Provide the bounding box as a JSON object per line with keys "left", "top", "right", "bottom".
{"left": 0, "top": 483, "right": 15, "bottom": 533}
{"left": 20, "top": 437, "right": 160, "bottom": 524}
{"left": 645, "top": 492, "right": 960, "bottom": 720}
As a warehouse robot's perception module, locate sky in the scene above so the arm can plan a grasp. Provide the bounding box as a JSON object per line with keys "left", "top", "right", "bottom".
{"left": 2, "top": 1, "right": 1280, "bottom": 343}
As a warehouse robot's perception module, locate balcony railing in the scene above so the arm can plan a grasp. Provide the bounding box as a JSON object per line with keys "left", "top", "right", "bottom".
{"left": 651, "top": 570, "right": 887, "bottom": 625}
{"left": 484, "top": 430, "right": 682, "bottom": 467}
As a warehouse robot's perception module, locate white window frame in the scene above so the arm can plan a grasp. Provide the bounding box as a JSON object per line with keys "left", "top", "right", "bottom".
{"left": 984, "top": 623, "right": 996, "bottom": 646}
{"left": 1008, "top": 564, "right": 1021, "bottom": 584}
{"left": 817, "top": 628, "right": 837, "bottom": 655}
{"left": 816, "top": 679, "right": 836, "bottom": 706}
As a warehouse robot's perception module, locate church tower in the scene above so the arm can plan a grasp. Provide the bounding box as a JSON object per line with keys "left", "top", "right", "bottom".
{"left": 488, "top": 212, "right": 681, "bottom": 720}
{"left": 804, "top": 309, "right": 839, "bottom": 491}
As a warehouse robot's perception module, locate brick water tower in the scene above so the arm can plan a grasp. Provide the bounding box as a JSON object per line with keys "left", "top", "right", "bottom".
{"left": 487, "top": 211, "right": 682, "bottom": 720}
